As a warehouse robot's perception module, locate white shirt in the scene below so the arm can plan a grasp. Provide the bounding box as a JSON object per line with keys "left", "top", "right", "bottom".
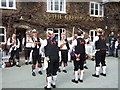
{"left": 58, "top": 39, "right": 68, "bottom": 50}
{"left": 22, "top": 37, "right": 33, "bottom": 48}
{"left": 92, "top": 36, "right": 99, "bottom": 49}
{"left": 7, "top": 37, "right": 20, "bottom": 49}
{"left": 32, "top": 37, "right": 43, "bottom": 49}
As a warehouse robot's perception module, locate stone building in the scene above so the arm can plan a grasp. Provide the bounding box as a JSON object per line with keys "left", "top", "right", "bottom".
{"left": 0, "top": 0, "right": 120, "bottom": 49}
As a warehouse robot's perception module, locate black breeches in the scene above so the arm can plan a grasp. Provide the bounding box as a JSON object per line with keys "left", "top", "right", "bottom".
{"left": 60, "top": 50, "right": 68, "bottom": 65}
{"left": 73, "top": 53, "right": 86, "bottom": 71}
{"left": 32, "top": 49, "right": 41, "bottom": 65}
{"left": 95, "top": 50, "right": 106, "bottom": 67}
{"left": 9, "top": 49, "right": 19, "bottom": 61}
{"left": 24, "top": 48, "right": 31, "bottom": 60}
{"left": 46, "top": 59, "right": 59, "bottom": 77}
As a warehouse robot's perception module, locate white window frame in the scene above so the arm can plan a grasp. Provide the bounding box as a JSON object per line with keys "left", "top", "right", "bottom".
{"left": 0, "top": 26, "right": 6, "bottom": 44}
{"left": 90, "top": 2, "right": 104, "bottom": 17}
{"left": 0, "top": 0, "right": 16, "bottom": 9}
{"left": 89, "top": 30, "right": 97, "bottom": 42}
{"left": 47, "top": 0, "right": 66, "bottom": 13}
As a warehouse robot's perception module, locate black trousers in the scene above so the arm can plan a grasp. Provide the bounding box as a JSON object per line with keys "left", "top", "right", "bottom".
{"left": 9, "top": 49, "right": 19, "bottom": 60}
{"left": 9, "top": 49, "right": 19, "bottom": 64}
{"left": 95, "top": 50, "right": 106, "bottom": 67}
{"left": 73, "top": 53, "right": 86, "bottom": 71}
{"left": 32, "top": 49, "right": 41, "bottom": 66}
{"left": 24, "top": 47, "right": 32, "bottom": 60}
{"left": 60, "top": 50, "right": 68, "bottom": 66}
{"left": 46, "top": 58, "right": 59, "bottom": 77}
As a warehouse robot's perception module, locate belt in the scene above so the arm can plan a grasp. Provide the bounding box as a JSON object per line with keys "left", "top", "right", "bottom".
{"left": 96, "top": 49, "right": 106, "bottom": 51}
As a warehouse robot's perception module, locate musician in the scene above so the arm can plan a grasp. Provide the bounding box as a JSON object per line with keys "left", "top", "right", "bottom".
{"left": 41, "top": 32, "right": 60, "bottom": 89}
{"left": 7, "top": 33, "right": 21, "bottom": 67}
{"left": 22, "top": 31, "right": 33, "bottom": 65}
{"left": 71, "top": 31, "right": 86, "bottom": 83}
{"left": 31, "top": 29, "right": 43, "bottom": 76}
{"left": 92, "top": 28, "right": 107, "bottom": 77}
{"left": 58, "top": 33, "right": 70, "bottom": 73}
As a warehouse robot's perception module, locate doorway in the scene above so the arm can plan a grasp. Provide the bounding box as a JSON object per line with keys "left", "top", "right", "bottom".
{"left": 16, "top": 28, "right": 26, "bottom": 52}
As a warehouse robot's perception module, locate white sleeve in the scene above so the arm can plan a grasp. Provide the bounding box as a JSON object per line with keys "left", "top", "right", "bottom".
{"left": 7, "top": 38, "right": 11, "bottom": 46}
{"left": 93, "top": 36, "right": 99, "bottom": 46}
{"left": 71, "top": 39, "right": 77, "bottom": 50}
{"left": 22, "top": 38, "right": 25, "bottom": 46}
{"left": 16, "top": 39, "right": 20, "bottom": 48}
{"left": 40, "top": 39, "right": 47, "bottom": 53}
{"left": 58, "top": 40, "right": 61, "bottom": 47}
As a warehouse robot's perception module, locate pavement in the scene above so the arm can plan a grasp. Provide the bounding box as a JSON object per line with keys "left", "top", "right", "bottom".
{"left": 0, "top": 57, "right": 119, "bottom": 89}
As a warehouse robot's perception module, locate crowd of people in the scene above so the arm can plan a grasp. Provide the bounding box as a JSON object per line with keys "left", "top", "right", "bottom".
{"left": 0, "top": 28, "right": 120, "bottom": 89}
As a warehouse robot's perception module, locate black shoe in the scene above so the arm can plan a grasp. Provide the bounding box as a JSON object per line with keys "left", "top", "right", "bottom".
{"left": 58, "top": 68, "right": 61, "bottom": 72}
{"left": 29, "top": 62, "right": 32, "bottom": 64}
{"left": 51, "top": 84, "right": 56, "bottom": 88}
{"left": 63, "top": 70, "right": 67, "bottom": 73}
{"left": 16, "top": 65, "right": 21, "bottom": 67}
{"left": 72, "top": 79, "right": 78, "bottom": 83}
{"left": 38, "top": 71, "right": 43, "bottom": 75}
{"left": 100, "top": 73, "right": 106, "bottom": 76}
{"left": 78, "top": 79, "right": 83, "bottom": 83}
{"left": 91, "top": 58, "right": 95, "bottom": 61}
{"left": 44, "top": 86, "right": 51, "bottom": 90}
{"left": 92, "top": 74, "right": 99, "bottom": 78}
{"left": 25, "top": 62, "right": 28, "bottom": 65}
{"left": 84, "top": 66, "right": 88, "bottom": 69}
{"left": 32, "top": 72, "right": 36, "bottom": 76}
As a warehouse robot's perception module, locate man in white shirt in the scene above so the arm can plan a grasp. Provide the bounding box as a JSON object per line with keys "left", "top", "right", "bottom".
{"left": 58, "top": 33, "right": 70, "bottom": 73}
{"left": 22, "top": 31, "right": 33, "bottom": 65}
{"left": 41, "top": 32, "right": 60, "bottom": 89}
{"left": 31, "top": 29, "right": 43, "bottom": 76}
{"left": 71, "top": 31, "right": 86, "bottom": 83}
{"left": 92, "top": 28, "right": 107, "bottom": 77}
{"left": 7, "top": 33, "right": 21, "bottom": 67}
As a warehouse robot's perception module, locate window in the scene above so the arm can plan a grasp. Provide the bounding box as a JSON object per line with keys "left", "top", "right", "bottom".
{"left": 47, "top": 28, "right": 66, "bottom": 41}
{"left": 90, "top": 2, "right": 103, "bottom": 17}
{"left": 0, "top": 0, "right": 16, "bottom": 9}
{"left": 0, "top": 26, "right": 6, "bottom": 44}
{"left": 47, "top": 0, "right": 66, "bottom": 13}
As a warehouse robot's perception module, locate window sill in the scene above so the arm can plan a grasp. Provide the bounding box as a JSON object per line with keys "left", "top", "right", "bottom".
{"left": 90, "top": 15, "right": 104, "bottom": 17}
{"left": 46, "top": 11, "right": 67, "bottom": 14}
{"left": 0, "top": 7, "right": 16, "bottom": 10}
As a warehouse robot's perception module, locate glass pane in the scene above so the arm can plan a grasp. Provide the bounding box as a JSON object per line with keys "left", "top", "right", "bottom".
{"left": 91, "top": 3, "right": 94, "bottom": 8}
{"left": 1, "top": 0, "right": 6, "bottom": 7}
{"left": 100, "top": 10, "right": 102, "bottom": 15}
{"left": 51, "top": 0, "right": 53, "bottom": 10}
{"left": 100, "top": 4, "right": 102, "bottom": 10}
{"left": 95, "top": 10, "right": 98, "bottom": 15}
{"left": 55, "top": 0, "right": 59, "bottom": 11}
{"left": 60, "top": 0, "right": 64, "bottom": 11}
{"left": 91, "top": 31, "right": 93, "bottom": 36}
{"left": 91, "top": 9, "right": 94, "bottom": 15}
{"left": 0, "top": 28, "right": 4, "bottom": 34}
{"left": 9, "top": 0, "right": 13, "bottom": 7}
{"left": 54, "top": 30, "right": 58, "bottom": 33}
{"left": 95, "top": 4, "right": 98, "bottom": 9}
{"left": 0, "top": 36, "right": 5, "bottom": 42}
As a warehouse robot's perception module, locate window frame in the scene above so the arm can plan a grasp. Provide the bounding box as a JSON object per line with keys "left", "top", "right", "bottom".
{"left": 0, "top": 26, "right": 6, "bottom": 44}
{"left": 90, "top": 2, "right": 104, "bottom": 17}
{"left": 0, "top": 0, "right": 16, "bottom": 9}
{"left": 47, "top": 0, "right": 66, "bottom": 13}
